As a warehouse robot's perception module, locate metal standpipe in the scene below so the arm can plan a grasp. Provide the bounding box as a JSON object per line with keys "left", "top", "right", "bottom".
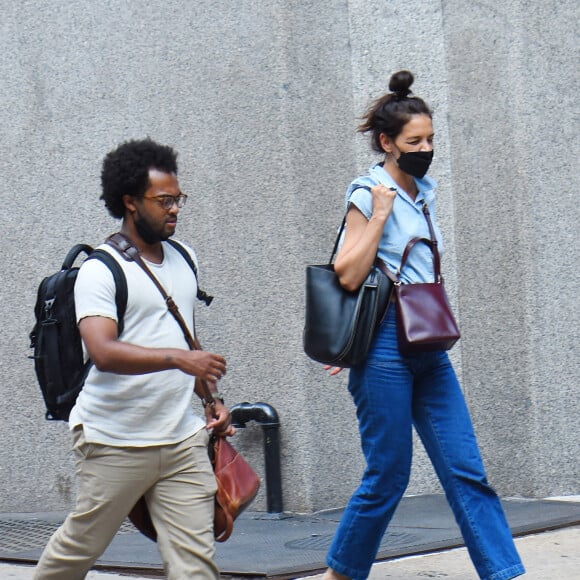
{"left": 230, "top": 402, "right": 283, "bottom": 514}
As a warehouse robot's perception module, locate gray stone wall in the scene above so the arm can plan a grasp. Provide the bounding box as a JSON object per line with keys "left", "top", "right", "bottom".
{"left": 0, "top": 0, "right": 577, "bottom": 514}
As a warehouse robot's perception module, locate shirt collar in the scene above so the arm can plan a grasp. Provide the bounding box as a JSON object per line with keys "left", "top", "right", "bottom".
{"left": 369, "top": 163, "right": 436, "bottom": 206}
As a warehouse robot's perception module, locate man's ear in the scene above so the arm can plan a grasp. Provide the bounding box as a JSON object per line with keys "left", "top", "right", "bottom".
{"left": 379, "top": 133, "right": 393, "bottom": 154}
{"left": 123, "top": 194, "right": 137, "bottom": 212}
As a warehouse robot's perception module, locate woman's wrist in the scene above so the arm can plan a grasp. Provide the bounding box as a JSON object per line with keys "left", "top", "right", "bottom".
{"left": 369, "top": 211, "right": 390, "bottom": 225}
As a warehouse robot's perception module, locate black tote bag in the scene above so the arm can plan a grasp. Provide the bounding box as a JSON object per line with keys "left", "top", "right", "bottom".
{"left": 303, "top": 211, "right": 393, "bottom": 367}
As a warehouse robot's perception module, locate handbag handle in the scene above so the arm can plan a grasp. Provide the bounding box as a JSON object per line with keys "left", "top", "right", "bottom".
{"left": 329, "top": 184, "right": 377, "bottom": 264}
{"left": 105, "top": 233, "right": 217, "bottom": 410}
{"left": 421, "top": 202, "right": 442, "bottom": 280}
{"left": 397, "top": 236, "right": 441, "bottom": 282}
{"left": 329, "top": 214, "right": 347, "bottom": 264}
{"left": 396, "top": 203, "right": 442, "bottom": 283}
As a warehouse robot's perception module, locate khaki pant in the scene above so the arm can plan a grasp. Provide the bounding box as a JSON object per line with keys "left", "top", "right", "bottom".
{"left": 35, "top": 427, "right": 218, "bottom": 580}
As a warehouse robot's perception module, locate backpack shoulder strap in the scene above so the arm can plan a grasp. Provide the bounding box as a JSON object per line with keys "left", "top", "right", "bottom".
{"left": 165, "top": 239, "right": 213, "bottom": 306}
{"left": 86, "top": 249, "right": 128, "bottom": 336}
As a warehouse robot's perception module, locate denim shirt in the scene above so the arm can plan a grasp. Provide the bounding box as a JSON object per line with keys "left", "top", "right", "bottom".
{"left": 344, "top": 163, "right": 444, "bottom": 284}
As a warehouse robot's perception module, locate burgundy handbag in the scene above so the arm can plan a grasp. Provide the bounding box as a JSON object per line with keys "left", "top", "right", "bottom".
{"left": 393, "top": 203, "right": 460, "bottom": 354}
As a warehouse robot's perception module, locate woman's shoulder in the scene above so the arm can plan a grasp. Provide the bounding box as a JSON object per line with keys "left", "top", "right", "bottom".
{"left": 344, "top": 163, "right": 384, "bottom": 208}
{"left": 345, "top": 179, "right": 373, "bottom": 215}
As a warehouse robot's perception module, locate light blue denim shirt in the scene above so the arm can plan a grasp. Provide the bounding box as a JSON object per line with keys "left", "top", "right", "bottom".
{"left": 344, "top": 163, "right": 444, "bottom": 284}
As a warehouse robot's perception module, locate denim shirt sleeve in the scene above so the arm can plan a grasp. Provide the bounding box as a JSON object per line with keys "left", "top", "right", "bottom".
{"left": 344, "top": 163, "right": 445, "bottom": 284}
{"left": 347, "top": 187, "right": 373, "bottom": 220}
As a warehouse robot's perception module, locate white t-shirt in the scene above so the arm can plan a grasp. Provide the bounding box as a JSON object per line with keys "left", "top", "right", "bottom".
{"left": 69, "top": 240, "right": 206, "bottom": 446}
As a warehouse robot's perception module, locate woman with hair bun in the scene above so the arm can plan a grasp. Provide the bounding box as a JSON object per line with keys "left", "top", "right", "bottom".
{"left": 322, "top": 71, "right": 524, "bottom": 580}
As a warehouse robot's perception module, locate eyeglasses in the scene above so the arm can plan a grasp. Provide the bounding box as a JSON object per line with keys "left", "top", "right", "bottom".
{"left": 142, "top": 193, "right": 188, "bottom": 210}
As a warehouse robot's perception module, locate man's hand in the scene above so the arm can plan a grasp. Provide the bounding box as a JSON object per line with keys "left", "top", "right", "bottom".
{"left": 205, "top": 400, "right": 236, "bottom": 436}
{"left": 179, "top": 350, "right": 226, "bottom": 383}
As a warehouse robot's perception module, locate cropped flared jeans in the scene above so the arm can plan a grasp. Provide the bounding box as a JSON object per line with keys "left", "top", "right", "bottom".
{"left": 326, "top": 308, "right": 525, "bottom": 580}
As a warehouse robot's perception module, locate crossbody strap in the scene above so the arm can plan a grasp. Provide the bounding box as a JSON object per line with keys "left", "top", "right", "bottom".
{"left": 105, "top": 232, "right": 216, "bottom": 408}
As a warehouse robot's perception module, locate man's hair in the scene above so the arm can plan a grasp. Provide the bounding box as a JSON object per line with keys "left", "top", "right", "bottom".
{"left": 100, "top": 138, "right": 178, "bottom": 219}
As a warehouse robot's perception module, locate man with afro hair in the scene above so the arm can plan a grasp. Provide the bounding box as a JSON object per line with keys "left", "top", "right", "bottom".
{"left": 35, "top": 138, "right": 233, "bottom": 579}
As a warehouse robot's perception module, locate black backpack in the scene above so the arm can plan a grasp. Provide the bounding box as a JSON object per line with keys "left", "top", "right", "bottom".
{"left": 29, "top": 239, "right": 210, "bottom": 421}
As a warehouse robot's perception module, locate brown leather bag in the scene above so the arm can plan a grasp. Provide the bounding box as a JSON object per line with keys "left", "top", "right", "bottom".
{"left": 128, "top": 431, "right": 260, "bottom": 543}
{"left": 210, "top": 433, "right": 261, "bottom": 541}
{"left": 107, "top": 233, "right": 260, "bottom": 543}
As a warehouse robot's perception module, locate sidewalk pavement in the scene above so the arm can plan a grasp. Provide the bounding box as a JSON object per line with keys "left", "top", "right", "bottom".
{"left": 1, "top": 496, "right": 579, "bottom": 579}
{"left": 304, "top": 525, "right": 580, "bottom": 580}
{"left": 1, "top": 525, "right": 578, "bottom": 579}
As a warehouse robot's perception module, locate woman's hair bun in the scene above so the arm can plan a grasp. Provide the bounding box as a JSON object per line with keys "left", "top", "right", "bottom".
{"left": 388, "top": 70, "right": 414, "bottom": 100}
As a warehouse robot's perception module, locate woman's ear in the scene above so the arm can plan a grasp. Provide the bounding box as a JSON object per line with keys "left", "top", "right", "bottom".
{"left": 379, "top": 133, "right": 393, "bottom": 154}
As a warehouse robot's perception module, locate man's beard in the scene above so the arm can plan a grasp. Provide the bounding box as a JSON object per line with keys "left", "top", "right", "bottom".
{"left": 134, "top": 216, "right": 170, "bottom": 244}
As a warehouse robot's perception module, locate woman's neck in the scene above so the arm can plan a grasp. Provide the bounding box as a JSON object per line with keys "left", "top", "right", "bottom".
{"left": 383, "top": 157, "right": 418, "bottom": 199}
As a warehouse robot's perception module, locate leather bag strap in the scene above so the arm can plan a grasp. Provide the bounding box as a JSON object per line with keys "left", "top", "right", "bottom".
{"left": 395, "top": 203, "right": 442, "bottom": 283}
{"left": 421, "top": 202, "right": 442, "bottom": 281}
{"left": 397, "top": 236, "right": 441, "bottom": 282}
{"left": 329, "top": 214, "right": 347, "bottom": 264}
{"left": 329, "top": 184, "right": 374, "bottom": 264}
{"left": 105, "top": 232, "right": 216, "bottom": 407}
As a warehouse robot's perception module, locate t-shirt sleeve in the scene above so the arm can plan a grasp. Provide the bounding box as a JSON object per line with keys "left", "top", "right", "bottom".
{"left": 347, "top": 186, "right": 373, "bottom": 220}
{"left": 74, "top": 258, "right": 117, "bottom": 324}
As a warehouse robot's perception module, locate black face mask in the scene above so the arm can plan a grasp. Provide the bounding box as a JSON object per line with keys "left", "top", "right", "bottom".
{"left": 396, "top": 150, "right": 434, "bottom": 179}
{"left": 134, "top": 215, "right": 165, "bottom": 245}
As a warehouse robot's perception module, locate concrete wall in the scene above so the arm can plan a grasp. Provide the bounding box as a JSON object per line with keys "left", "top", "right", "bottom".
{"left": 0, "top": 0, "right": 577, "bottom": 514}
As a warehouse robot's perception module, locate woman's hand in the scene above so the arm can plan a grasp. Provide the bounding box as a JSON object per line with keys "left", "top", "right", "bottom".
{"left": 370, "top": 184, "right": 397, "bottom": 220}
{"left": 323, "top": 364, "right": 344, "bottom": 376}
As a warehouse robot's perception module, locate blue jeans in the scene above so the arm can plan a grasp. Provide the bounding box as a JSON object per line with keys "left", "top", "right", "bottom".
{"left": 326, "top": 308, "right": 524, "bottom": 580}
